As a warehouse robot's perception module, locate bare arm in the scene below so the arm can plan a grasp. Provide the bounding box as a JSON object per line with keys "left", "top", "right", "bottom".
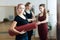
{"left": 10, "top": 21, "right": 26, "bottom": 34}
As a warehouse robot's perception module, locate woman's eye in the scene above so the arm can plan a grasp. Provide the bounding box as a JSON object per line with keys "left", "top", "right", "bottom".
{"left": 19, "top": 8, "right": 24, "bottom": 9}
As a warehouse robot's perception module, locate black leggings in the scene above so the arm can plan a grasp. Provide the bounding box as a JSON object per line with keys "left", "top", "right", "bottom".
{"left": 27, "top": 30, "right": 33, "bottom": 40}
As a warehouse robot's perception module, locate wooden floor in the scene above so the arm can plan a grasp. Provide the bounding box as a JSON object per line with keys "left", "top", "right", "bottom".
{"left": 0, "top": 22, "right": 56, "bottom": 40}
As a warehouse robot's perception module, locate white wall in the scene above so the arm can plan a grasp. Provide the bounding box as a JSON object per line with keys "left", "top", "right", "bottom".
{"left": 0, "top": 7, "right": 5, "bottom": 22}
{"left": 5, "top": 6, "right": 14, "bottom": 20}
{"left": 0, "top": 6, "right": 14, "bottom": 22}
{"left": 48, "top": 0, "right": 57, "bottom": 39}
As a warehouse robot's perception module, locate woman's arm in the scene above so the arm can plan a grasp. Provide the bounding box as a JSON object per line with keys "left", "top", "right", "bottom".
{"left": 32, "top": 12, "right": 35, "bottom": 19}
{"left": 10, "top": 21, "right": 26, "bottom": 34}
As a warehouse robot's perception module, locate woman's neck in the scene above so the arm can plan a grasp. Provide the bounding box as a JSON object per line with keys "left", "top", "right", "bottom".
{"left": 18, "top": 13, "right": 23, "bottom": 16}
{"left": 40, "top": 11, "right": 43, "bottom": 14}
{"left": 39, "top": 12, "right": 44, "bottom": 17}
{"left": 25, "top": 9, "right": 30, "bottom": 13}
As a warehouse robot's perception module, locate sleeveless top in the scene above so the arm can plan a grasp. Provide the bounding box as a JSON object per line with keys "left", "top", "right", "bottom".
{"left": 24, "top": 10, "right": 32, "bottom": 19}
{"left": 38, "top": 12, "right": 46, "bottom": 21}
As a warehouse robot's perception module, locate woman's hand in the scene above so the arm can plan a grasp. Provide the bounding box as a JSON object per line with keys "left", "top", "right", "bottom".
{"left": 28, "top": 19, "right": 32, "bottom": 22}
{"left": 19, "top": 30, "right": 26, "bottom": 34}
{"left": 32, "top": 18, "right": 36, "bottom": 21}
{"left": 28, "top": 18, "right": 36, "bottom": 22}
{"left": 36, "top": 21, "right": 41, "bottom": 25}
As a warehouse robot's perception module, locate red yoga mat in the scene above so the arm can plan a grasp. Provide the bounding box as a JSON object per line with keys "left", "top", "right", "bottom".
{"left": 8, "top": 22, "right": 37, "bottom": 36}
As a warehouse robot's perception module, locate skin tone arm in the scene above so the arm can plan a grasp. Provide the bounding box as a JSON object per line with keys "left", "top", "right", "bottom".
{"left": 32, "top": 12, "right": 36, "bottom": 21}
{"left": 10, "top": 21, "right": 26, "bottom": 34}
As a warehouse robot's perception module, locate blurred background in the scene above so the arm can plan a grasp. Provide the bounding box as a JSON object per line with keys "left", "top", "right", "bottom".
{"left": 57, "top": 0, "right": 60, "bottom": 40}
{"left": 0, "top": 0, "right": 57, "bottom": 40}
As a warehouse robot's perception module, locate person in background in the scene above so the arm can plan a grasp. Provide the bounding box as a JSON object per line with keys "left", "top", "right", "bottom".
{"left": 38, "top": 4, "right": 48, "bottom": 40}
{"left": 10, "top": 4, "right": 28, "bottom": 40}
{"left": 24, "top": 2, "right": 36, "bottom": 40}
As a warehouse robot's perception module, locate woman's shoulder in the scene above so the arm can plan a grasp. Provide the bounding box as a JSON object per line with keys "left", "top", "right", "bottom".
{"left": 15, "top": 15, "right": 21, "bottom": 18}
{"left": 14, "top": 15, "right": 21, "bottom": 20}
{"left": 46, "top": 13, "right": 48, "bottom": 16}
{"left": 14, "top": 15, "right": 22, "bottom": 22}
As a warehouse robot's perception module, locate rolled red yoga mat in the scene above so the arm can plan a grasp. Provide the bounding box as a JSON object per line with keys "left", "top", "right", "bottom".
{"left": 8, "top": 22, "right": 37, "bottom": 36}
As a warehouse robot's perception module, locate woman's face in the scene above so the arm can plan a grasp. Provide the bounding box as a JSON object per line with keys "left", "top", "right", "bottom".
{"left": 17, "top": 5, "right": 25, "bottom": 14}
{"left": 39, "top": 6, "right": 44, "bottom": 13}
{"left": 26, "top": 4, "right": 32, "bottom": 10}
